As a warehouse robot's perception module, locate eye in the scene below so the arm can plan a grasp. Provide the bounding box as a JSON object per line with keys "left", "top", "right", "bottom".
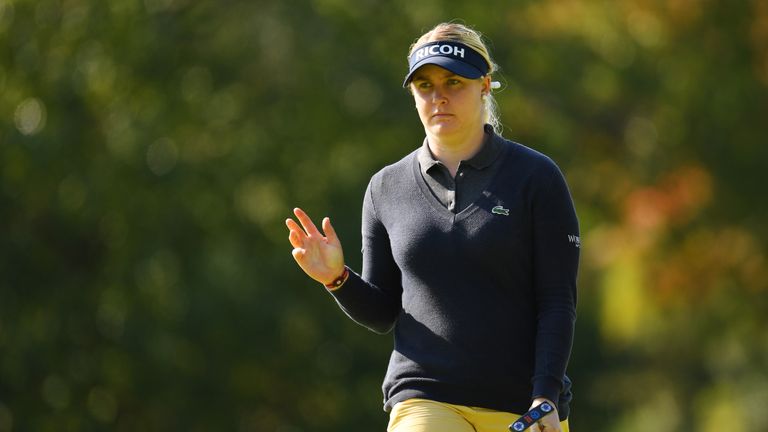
{"left": 447, "top": 78, "right": 462, "bottom": 86}
{"left": 416, "top": 81, "right": 432, "bottom": 89}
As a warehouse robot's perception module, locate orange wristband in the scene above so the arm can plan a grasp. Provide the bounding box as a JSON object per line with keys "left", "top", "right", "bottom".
{"left": 324, "top": 267, "right": 349, "bottom": 291}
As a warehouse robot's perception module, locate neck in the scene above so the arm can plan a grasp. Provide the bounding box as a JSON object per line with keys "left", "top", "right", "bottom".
{"left": 426, "top": 125, "right": 486, "bottom": 177}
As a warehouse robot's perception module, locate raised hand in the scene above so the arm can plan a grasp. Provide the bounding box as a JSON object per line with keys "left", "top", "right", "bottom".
{"left": 285, "top": 207, "right": 346, "bottom": 286}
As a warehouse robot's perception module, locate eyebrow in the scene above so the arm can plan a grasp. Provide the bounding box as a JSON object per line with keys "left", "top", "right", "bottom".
{"left": 411, "top": 71, "right": 459, "bottom": 82}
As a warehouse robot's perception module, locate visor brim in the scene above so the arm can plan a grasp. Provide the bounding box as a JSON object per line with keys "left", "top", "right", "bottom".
{"left": 402, "top": 57, "right": 486, "bottom": 87}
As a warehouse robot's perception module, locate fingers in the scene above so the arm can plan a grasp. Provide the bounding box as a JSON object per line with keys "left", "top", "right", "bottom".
{"left": 293, "top": 207, "right": 321, "bottom": 237}
{"left": 285, "top": 217, "right": 302, "bottom": 233}
{"left": 548, "top": 421, "right": 563, "bottom": 432}
{"left": 322, "top": 217, "right": 339, "bottom": 245}
{"left": 287, "top": 227, "right": 303, "bottom": 249}
{"left": 533, "top": 418, "right": 561, "bottom": 432}
{"left": 287, "top": 210, "right": 340, "bottom": 247}
{"left": 291, "top": 247, "right": 304, "bottom": 261}
{"left": 527, "top": 399, "right": 559, "bottom": 432}
{"left": 285, "top": 217, "right": 306, "bottom": 249}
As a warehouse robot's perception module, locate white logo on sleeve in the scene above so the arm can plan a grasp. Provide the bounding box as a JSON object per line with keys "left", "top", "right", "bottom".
{"left": 568, "top": 234, "right": 580, "bottom": 248}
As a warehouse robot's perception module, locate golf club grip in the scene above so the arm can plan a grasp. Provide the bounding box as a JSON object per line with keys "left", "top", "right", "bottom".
{"left": 508, "top": 402, "right": 555, "bottom": 431}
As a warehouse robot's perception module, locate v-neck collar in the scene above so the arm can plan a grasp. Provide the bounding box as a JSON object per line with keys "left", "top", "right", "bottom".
{"left": 417, "top": 124, "right": 503, "bottom": 178}
{"left": 412, "top": 138, "right": 511, "bottom": 222}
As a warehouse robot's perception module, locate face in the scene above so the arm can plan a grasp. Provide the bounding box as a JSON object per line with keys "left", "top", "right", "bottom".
{"left": 410, "top": 64, "right": 490, "bottom": 139}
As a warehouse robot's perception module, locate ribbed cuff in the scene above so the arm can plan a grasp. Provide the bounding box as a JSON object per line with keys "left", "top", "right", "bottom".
{"left": 531, "top": 376, "right": 562, "bottom": 409}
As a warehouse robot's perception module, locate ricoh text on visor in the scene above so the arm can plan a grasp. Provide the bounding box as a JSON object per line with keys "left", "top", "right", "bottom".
{"left": 403, "top": 41, "right": 491, "bottom": 87}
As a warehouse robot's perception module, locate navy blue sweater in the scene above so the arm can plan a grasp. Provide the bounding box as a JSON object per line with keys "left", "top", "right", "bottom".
{"left": 330, "top": 133, "right": 579, "bottom": 419}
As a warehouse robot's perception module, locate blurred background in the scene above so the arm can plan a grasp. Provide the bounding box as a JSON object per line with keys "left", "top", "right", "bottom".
{"left": 2, "top": 0, "right": 767, "bottom": 430}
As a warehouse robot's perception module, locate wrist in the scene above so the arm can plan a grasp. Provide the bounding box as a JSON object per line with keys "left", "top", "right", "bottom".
{"left": 324, "top": 266, "right": 349, "bottom": 291}
{"left": 531, "top": 397, "right": 558, "bottom": 413}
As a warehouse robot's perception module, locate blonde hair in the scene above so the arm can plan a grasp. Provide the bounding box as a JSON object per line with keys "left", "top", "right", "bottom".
{"left": 408, "top": 22, "right": 502, "bottom": 135}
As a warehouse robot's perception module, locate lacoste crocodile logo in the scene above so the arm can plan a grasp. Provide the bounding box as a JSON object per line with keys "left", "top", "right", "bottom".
{"left": 491, "top": 205, "right": 510, "bottom": 216}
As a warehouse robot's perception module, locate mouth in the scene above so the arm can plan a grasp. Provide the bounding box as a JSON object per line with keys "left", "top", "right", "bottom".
{"left": 431, "top": 112, "right": 453, "bottom": 119}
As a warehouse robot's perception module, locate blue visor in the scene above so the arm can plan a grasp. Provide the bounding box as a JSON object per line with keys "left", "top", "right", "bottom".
{"left": 403, "top": 41, "right": 490, "bottom": 87}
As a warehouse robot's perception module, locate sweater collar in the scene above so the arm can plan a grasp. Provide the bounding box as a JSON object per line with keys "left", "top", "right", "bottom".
{"left": 417, "top": 124, "right": 503, "bottom": 174}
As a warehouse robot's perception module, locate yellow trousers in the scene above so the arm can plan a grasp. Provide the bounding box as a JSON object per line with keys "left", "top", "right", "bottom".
{"left": 387, "top": 398, "right": 570, "bottom": 432}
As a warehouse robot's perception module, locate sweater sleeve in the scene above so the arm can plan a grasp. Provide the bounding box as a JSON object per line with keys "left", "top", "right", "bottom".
{"left": 328, "top": 178, "right": 402, "bottom": 334}
{"left": 530, "top": 162, "right": 580, "bottom": 407}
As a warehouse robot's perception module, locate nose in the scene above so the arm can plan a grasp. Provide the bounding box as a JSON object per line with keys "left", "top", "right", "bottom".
{"left": 431, "top": 87, "right": 448, "bottom": 104}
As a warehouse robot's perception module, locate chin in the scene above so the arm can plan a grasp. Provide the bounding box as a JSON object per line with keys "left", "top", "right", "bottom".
{"left": 428, "top": 123, "right": 461, "bottom": 136}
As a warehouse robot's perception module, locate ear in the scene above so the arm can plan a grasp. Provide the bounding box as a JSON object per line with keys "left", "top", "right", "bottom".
{"left": 481, "top": 75, "right": 492, "bottom": 95}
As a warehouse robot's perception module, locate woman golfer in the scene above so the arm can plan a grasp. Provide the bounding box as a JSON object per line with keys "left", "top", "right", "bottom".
{"left": 286, "top": 22, "right": 579, "bottom": 432}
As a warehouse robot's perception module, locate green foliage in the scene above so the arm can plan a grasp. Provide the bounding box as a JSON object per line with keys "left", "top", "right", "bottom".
{"left": 2, "top": 0, "right": 767, "bottom": 430}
